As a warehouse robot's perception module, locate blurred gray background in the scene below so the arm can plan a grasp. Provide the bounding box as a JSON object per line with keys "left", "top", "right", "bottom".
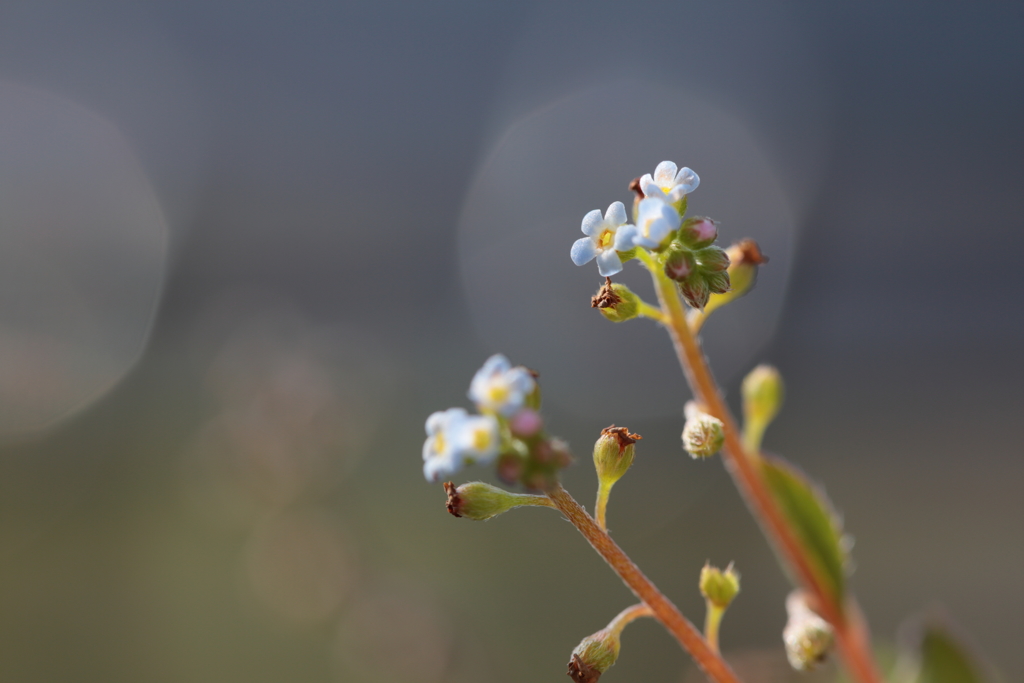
{"left": 0, "top": 1, "right": 1021, "bottom": 682}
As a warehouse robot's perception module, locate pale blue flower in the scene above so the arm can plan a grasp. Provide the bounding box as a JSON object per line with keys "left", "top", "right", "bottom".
{"left": 570, "top": 201, "right": 636, "bottom": 277}
{"left": 422, "top": 407, "right": 500, "bottom": 482}
{"left": 468, "top": 354, "right": 535, "bottom": 417}
{"left": 626, "top": 197, "right": 681, "bottom": 249}
{"left": 640, "top": 160, "right": 699, "bottom": 204}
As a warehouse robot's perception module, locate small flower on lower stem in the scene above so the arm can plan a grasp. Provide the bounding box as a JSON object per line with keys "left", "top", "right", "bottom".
{"left": 468, "top": 354, "right": 536, "bottom": 417}
{"left": 639, "top": 160, "right": 700, "bottom": 204}
{"left": 570, "top": 201, "right": 636, "bottom": 277}
{"left": 422, "top": 408, "right": 500, "bottom": 482}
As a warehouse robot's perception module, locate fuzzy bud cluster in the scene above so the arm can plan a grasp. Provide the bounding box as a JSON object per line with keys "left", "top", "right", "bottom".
{"left": 660, "top": 217, "right": 730, "bottom": 310}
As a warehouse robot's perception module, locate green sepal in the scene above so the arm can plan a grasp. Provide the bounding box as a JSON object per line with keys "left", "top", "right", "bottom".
{"left": 760, "top": 455, "right": 848, "bottom": 611}
{"left": 672, "top": 194, "right": 688, "bottom": 217}
{"left": 615, "top": 247, "right": 637, "bottom": 264}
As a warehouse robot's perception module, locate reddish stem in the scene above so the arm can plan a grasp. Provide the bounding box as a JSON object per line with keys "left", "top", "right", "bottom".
{"left": 546, "top": 484, "right": 742, "bottom": 683}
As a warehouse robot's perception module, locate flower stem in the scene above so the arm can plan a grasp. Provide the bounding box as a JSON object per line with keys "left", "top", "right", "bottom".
{"left": 545, "top": 483, "right": 742, "bottom": 683}
{"left": 644, "top": 262, "right": 884, "bottom": 683}
{"left": 607, "top": 602, "right": 654, "bottom": 637}
{"left": 637, "top": 299, "right": 667, "bottom": 323}
{"left": 704, "top": 604, "right": 724, "bottom": 654}
{"left": 594, "top": 480, "right": 613, "bottom": 531}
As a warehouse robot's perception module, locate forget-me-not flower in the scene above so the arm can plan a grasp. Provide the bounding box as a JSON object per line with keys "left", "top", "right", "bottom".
{"left": 626, "top": 197, "right": 682, "bottom": 249}
{"left": 468, "top": 354, "right": 535, "bottom": 417}
{"left": 423, "top": 407, "right": 500, "bottom": 482}
{"left": 640, "top": 160, "right": 699, "bottom": 204}
{"left": 570, "top": 201, "right": 636, "bottom": 277}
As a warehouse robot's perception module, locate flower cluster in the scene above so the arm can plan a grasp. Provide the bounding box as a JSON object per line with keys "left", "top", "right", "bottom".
{"left": 570, "top": 160, "right": 735, "bottom": 310}
{"left": 422, "top": 354, "right": 570, "bottom": 488}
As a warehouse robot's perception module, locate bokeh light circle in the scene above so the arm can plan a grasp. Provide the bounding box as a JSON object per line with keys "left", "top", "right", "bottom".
{"left": 458, "top": 81, "right": 796, "bottom": 419}
{"left": 0, "top": 83, "right": 168, "bottom": 435}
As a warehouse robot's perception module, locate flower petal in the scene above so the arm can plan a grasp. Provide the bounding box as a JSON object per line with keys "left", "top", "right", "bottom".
{"left": 614, "top": 225, "right": 638, "bottom": 251}
{"left": 571, "top": 236, "right": 598, "bottom": 266}
{"left": 424, "top": 453, "right": 459, "bottom": 482}
{"left": 639, "top": 174, "right": 663, "bottom": 198}
{"left": 596, "top": 248, "right": 623, "bottom": 277}
{"left": 581, "top": 209, "right": 604, "bottom": 235}
{"left": 675, "top": 167, "right": 699, "bottom": 193}
{"left": 654, "top": 160, "right": 678, "bottom": 187}
{"left": 605, "top": 201, "right": 627, "bottom": 227}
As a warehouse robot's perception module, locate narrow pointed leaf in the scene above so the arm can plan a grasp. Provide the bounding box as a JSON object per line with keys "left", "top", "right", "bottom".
{"left": 760, "top": 455, "right": 848, "bottom": 609}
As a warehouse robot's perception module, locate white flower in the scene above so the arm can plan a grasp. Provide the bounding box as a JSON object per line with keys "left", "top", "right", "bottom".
{"left": 422, "top": 407, "right": 500, "bottom": 482}
{"left": 640, "top": 160, "right": 699, "bottom": 204}
{"left": 468, "top": 354, "right": 536, "bottom": 417}
{"left": 570, "top": 201, "right": 636, "bottom": 277}
{"left": 626, "top": 197, "right": 681, "bottom": 249}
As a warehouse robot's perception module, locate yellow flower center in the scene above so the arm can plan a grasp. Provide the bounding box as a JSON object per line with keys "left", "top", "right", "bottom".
{"left": 599, "top": 228, "right": 614, "bottom": 249}
{"left": 487, "top": 384, "right": 509, "bottom": 405}
{"left": 434, "top": 432, "right": 447, "bottom": 455}
{"left": 471, "top": 427, "right": 492, "bottom": 451}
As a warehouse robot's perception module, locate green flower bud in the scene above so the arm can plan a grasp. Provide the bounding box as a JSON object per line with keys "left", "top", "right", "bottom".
{"left": 783, "top": 591, "right": 834, "bottom": 671}
{"left": 699, "top": 562, "right": 741, "bottom": 609}
{"left": 444, "top": 481, "right": 552, "bottom": 520}
{"left": 695, "top": 245, "right": 731, "bottom": 272}
{"left": 679, "top": 216, "right": 719, "bottom": 249}
{"left": 591, "top": 279, "right": 639, "bottom": 323}
{"left": 567, "top": 628, "right": 621, "bottom": 683}
{"left": 682, "top": 403, "right": 724, "bottom": 459}
{"left": 593, "top": 426, "right": 640, "bottom": 487}
{"left": 704, "top": 270, "right": 731, "bottom": 295}
{"left": 678, "top": 272, "right": 711, "bottom": 310}
{"left": 663, "top": 246, "right": 697, "bottom": 282}
{"left": 741, "top": 364, "right": 784, "bottom": 441}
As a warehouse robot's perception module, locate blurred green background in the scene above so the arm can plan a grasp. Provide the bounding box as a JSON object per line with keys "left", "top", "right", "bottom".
{"left": 0, "top": 2, "right": 1021, "bottom": 682}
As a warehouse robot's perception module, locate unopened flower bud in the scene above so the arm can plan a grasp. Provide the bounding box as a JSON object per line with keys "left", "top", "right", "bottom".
{"left": 495, "top": 452, "right": 523, "bottom": 485}
{"left": 678, "top": 273, "right": 711, "bottom": 310}
{"left": 591, "top": 279, "right": 639, "bottom": 323}
{"left": 663, "top": 247, "right": 697, "bottom": 282}
{"left": 445, "top": 480, "right": 553, "bottom": 520}
{"left": 741, "top": 364, "right": 784, "bottom": 434}
{"left": 567, "top": 628, "right": 621, "bottom": 683}
{"left": 682, "top": 404, "right": 724, "bottom": 459}
{"left": 445, "top": 481, "right": 519, "bottom": 520}
{"left": 783, "top": 590, "right": 834, "bottom": 671}
{"left": 593, "top": 426, "right": 640, "bottom": 486}
{"left": 695, "top": 246, "right": 731, "bottom": 272}
{"left": 509, "top": 408, "right": 543, "bottom": 438}
{"left": 679, "top": 217, "right": 719, "bottom": 249}
{"left": 725, "top": 239, "right": 768, "bottom": 299}
{"left": 704, "top": 270, "right": 731, "bottom": 295}
{"left": 700, "top": 562, "right": 741, "bottom": 609}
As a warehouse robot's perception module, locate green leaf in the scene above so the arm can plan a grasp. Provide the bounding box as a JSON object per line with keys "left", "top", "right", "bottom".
{"left": 760, "top": 455, "right": 847, "bottom": 609}
{"left": 905, "top": 617, "right": 992, "bottom": 683}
